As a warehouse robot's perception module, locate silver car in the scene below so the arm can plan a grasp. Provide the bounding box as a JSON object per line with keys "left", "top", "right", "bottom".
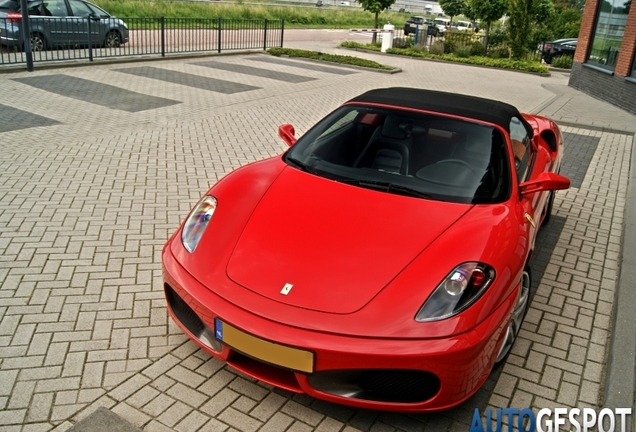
{"left": 0, "top": 0, "right": 128, "bottom": 51}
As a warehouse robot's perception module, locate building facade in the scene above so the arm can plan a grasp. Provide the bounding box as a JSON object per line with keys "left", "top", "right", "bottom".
{"left": 569, "top": 0, "right": 636, "bottom": 115}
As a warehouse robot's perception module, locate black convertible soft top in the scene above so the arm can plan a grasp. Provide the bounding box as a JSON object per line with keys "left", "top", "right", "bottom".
{"left": 348, "top": 87, "right": 527, "bottom": 133}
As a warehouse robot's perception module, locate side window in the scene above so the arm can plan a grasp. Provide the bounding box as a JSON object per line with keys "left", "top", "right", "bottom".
{"left": 43, "top": 0, "right": 70, "bottom": 16}
{"left": 509, "top": 116, "right": 532, "bottom": 183}
{"left": 316, "top": 110, "right": 358, "bottom": 140}
{"left": 68, "top": 0, "right": 93, "bottom": 16}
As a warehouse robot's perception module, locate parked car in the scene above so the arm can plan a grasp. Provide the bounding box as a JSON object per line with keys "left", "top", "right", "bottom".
{"left": 456, "top": 20, "right": 475, "bottom": 32}
{"left": 0, "top": 0, "right": 128, "bottom": 51}
{"left": 403, "top": 16, "right": 439, "bottom": 37}
{"left": 162, "top": 87, "right": 570, "bottom": 412}
{"left": 539, "top": 38, "right": 577, "bottom": 64}
{"left": 433, "top": 17, "right": 450, "bottom": 33}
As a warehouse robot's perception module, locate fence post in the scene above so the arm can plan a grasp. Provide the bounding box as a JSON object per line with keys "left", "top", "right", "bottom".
{"left": 87, "top": 17, "right": 93, "bottom": 61}
{"left": 161, "top": 17, "right": 165, "bottom": 57}
{"left": 263, "top": 19, "right": 268, "bottom": 51}
{"left": 217, "top": 18, "right": 222, "bottom": 53}
{"left": 280, "top": 19, "right": 284, "bottom": 48}
{"left": 19, "top": 0, "right": 33, "bottom": 71}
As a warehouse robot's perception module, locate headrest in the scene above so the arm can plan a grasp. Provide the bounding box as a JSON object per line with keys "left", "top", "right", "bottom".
{"left": 381, "top": 116, "right": 407, "bottom": 140}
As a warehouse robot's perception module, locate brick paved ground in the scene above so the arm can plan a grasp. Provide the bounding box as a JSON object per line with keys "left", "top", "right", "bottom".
{"left": 1, "top": 44, "right": 635, "bottom": 432}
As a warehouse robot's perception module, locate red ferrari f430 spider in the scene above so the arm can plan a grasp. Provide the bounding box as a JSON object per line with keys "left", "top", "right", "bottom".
{"left": 162, "top": 88, "right": 570, "bottom": 412}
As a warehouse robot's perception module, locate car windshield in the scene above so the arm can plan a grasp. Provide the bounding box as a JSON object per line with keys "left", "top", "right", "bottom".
{"left": 284, "top": 105, "right": 511, "bottom": 204}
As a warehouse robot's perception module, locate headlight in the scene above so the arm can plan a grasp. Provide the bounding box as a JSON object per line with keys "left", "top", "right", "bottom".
{"left": 181, "top": 196, "right": 217, "bottom": 253}
{"left": 415, "top": 262, "right": 495, "bottom": 322}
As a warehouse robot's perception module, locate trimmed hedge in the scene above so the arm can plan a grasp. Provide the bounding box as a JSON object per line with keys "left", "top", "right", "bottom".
{"left": 339, "top": 41, "right": 550, "bottom": 75}
{"left": 267, "top": 47, "right": 395, "bottom": 71}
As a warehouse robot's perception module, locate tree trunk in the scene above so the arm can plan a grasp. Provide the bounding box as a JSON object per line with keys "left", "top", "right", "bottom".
{"left": 484, "top": 21, "right": 491, "bottom": 55}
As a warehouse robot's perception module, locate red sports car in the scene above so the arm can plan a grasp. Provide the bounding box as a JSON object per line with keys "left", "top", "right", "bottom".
{"left": 162, "top": 88, "right": 570, "bottom": 412}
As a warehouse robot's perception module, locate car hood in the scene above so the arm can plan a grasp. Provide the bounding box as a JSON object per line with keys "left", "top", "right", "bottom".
{"left": 225, "top": 167, "right": 471, "bottom": 314}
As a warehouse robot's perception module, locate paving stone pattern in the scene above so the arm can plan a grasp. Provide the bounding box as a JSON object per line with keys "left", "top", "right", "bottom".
{"left": 0, "top": 52, "right": 633, "bottom": 431}
{"left": 12, "top": 75, "right": 181, "bottom": 113}
{"left": 0, "top": 104, "right": 61, "bottom": 133}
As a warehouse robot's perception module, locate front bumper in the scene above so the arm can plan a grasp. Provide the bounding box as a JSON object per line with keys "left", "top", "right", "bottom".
{"left": 162, "top": 244, "right": 516, "bottom": 412}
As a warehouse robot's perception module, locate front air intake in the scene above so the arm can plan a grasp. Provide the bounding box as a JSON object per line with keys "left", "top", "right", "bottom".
{"left": 308, "top": 369, "right": 441, "bottom": 403}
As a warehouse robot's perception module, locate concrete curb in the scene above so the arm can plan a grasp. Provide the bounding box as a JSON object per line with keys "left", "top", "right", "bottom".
{"left": 604, "top": 131, "right": 636, "bottom": 432}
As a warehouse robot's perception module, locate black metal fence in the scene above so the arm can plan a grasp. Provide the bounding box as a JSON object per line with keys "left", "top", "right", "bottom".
{"left": 0, "top": 17, "right": 284, "bottom": 67}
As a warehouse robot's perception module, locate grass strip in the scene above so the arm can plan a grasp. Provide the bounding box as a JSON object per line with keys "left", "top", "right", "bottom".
{"left": 267, "top": 47, "right": 396, "bottom": 70}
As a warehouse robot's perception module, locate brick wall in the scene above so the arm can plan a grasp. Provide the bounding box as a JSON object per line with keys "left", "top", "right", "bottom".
{"left": 615, "top": 10, "right": 636, "bottom": 77}
{"left": 575, "top": 0, "right": 599, "bottom": 63}
{"left": 569, "top": 62, "right": 636, "bottom": 115}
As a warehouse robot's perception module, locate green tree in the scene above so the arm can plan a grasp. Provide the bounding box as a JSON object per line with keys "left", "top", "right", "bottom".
{"left": 358, "top": 0, "right": 397, "bottom": 43}
{"left": 507, "top": 0, "right": 533, "bottom": 58}
{"left": 439, "top": 0, "right": 468, "bottom": 27}
{"left": 469, "top": 0, "right": 507, "bottom": 52}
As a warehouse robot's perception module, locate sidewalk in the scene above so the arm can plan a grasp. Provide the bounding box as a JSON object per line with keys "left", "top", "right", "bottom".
{"left": 0, "top": 39, "right": 635, "bottom": 431}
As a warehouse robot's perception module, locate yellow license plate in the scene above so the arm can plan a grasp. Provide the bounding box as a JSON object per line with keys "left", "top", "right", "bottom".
{"left": 215, "top": 319, "right": 314, "bottom": 373}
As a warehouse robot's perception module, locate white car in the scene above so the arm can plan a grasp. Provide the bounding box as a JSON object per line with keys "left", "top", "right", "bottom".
{"left": 433, "top": 18, "right": 450, "bottom": 32}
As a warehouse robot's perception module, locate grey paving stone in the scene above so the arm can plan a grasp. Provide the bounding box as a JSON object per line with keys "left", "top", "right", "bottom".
{"left": 249, "top": 55, "right": 357, "bottom": 75}
{"left": 66, "top": 407, "right": 141, "bottom": 432}
{"left": 192, "top": 60, "right": 317, "bottom": 83}
{"left": 115, "top": 66, "right": 260, "bottom": 95}
{"left": 0, "top": 104, "right": 61, "bottom": 133}
{"left": 0, "top": 47, "right": 634, "bottom": 432}
{"left": 11, "top": 75, "right": 180, "bottom": 113}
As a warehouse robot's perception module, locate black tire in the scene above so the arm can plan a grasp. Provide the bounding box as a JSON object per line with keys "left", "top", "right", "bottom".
{"left": 104, "top": 31, "right": 121, "bottom": 48}
{"left": 542, "top": 191, "right": 555, "bottom": 225}
{"left": 29, "top": 33, "right": 46, "bottom": 52}
{"left": 494, "top": 265, "right": 531, "bottom": 365}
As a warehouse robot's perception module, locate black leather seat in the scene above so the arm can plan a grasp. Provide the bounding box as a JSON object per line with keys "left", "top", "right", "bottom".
{"left": 354, "top": 115, "right": 412, "bottom": 175}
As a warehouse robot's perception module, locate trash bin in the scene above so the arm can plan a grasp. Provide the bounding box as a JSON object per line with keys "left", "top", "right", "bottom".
{"left": 381, "top": 23, "right": 394, "bottom": 52}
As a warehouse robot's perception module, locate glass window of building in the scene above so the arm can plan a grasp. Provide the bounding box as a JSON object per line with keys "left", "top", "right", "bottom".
{"left": 632, "top": 51, "right": 636, "bottom": 77}
{"left": 587, "top": 0, "right": 629, "bottom": 70}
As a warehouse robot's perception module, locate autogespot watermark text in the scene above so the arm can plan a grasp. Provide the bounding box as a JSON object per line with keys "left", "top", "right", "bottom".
{"left": 470, "top": 407, "right": 632, "bottom": 432}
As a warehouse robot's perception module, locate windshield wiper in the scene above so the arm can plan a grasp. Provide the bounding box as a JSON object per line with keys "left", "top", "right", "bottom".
{"left": 286, "top": 156, "right": 319, "bottom": 175}
{"left": 340, "top": 179, "right": 432, "bottom": 198}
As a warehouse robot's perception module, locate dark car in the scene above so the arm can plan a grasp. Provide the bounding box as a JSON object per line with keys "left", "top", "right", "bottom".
{"left": 0, "top": 0, "right": 128, "bottom": 51}
{"left": 403, "top": 16, "right": 439, "bottom": 37}
{"left": 539, "top": 38, "right": 577, "bottom": 64}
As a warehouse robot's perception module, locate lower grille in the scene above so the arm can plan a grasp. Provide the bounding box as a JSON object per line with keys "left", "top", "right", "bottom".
{"left": 308, "top": 369, "right": 441, "bottom": 403}
{"left": 164, "top": 283, "right": 221, "bottom": 352}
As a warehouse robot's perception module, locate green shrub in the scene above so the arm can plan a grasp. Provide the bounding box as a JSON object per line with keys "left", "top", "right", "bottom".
{"left": 443, "top": 39, "right": 456, "bottom": 54}
{"left": 429, "top": 40, "right": 445, "bottom": 55}
{"left": 551, "top": 55, "right": 573, "bottom": 69}
{"left": 339, "top": 41, "right": 382, "bottom": 51}
{"left": 380, "top": 46, "right": 549, "bottom": 74}
{"left": 487, "top": 44, "right": 510, "bottom": 59}
{"left": 393, "top": 37, "right": 413, "bottom": 49}
{"left": 453, "top": 44, "right": 472, "bottom": 58}
{"left": 469, "top": 41, "right": 486, "bottom": 56}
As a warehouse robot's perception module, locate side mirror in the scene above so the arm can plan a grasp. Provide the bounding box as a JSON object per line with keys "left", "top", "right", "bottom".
{"left": 520, "top": 172, "right": 570, "bottom": 196}
{"left": 278, "top": 124, "right": 297, "bottom": 147}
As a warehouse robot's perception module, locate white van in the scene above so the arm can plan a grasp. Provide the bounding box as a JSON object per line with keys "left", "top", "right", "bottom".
{"left": 456, "top": 20, "right": 474, "bottom": 31}
{"left": 433, "top": 18, "right": 450, "bottom": 32}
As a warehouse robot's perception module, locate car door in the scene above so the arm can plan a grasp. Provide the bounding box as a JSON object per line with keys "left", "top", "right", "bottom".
{"left": 36, "top": 0, "right": 74, "bottom": 47}
{"left": 510, "top": 116, "right": 546, "bottom": 252}
{"left": 67, "top": 0, "right": 98, "bottom": 45}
